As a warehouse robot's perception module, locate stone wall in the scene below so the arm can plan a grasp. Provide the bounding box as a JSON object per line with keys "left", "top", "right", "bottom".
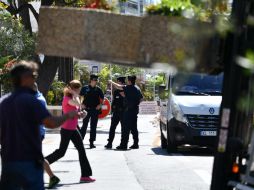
{"left": 37, "top": 7, "right": 217, "bottom": 72}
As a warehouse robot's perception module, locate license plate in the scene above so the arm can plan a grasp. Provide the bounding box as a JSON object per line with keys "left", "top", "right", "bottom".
{"left": 200, "top": 131, "right": 217, "bottom": 136}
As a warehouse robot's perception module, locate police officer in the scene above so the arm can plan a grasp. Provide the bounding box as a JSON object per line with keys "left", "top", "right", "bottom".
{"left": 80, "top": 74, "right": 104, "bottom": 148}
{"left": 105, "top": 76, "right": 126, "bottom": 149}
{"left": 109, "top": 75, "right": 143, "bottom": 150}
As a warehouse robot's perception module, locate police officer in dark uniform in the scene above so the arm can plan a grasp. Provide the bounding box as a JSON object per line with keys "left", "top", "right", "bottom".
{"left": 80, "top": 74, "right": 104, "bottom": 148}
{"left": 105, "top": 76, "right": 126, "bottom": 149}
{"left": 109, "top": 75, "right": 143, "bottom": 150}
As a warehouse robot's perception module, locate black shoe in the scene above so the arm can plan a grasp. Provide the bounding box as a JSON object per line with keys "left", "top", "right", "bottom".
{"left": 116, "top": 145, "right": 127, "bottom": 151}
{"left": 90, "top": 144, "right": 96, "bottom": 149}
{"left": 48, "top": 176, "right": 60, "bottom": 189}
{"left": 104, "top": 143, "right": 112, "bottom": 149}
{"left": 129, "top": 144, "right": 139, "bottom": 149}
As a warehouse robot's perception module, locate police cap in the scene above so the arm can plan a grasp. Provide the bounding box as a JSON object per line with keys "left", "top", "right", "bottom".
{"left": 117, "top": 76, "right": 126, "bottom": 84}
{"left": 90, "top": 74, "right": 99, "bottom": 81}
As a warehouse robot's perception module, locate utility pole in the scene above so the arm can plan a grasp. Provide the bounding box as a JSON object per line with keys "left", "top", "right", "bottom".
{"left": 211, "top": 0, "right": 254, "bottom": 189}
{"left": 109, "top": 64, "right": 113, "bottom": 104}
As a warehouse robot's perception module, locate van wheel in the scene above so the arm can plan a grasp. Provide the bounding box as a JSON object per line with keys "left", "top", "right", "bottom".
{"left": 160, "top": 125, "right": 167, "bottom": 149}
{"left": 167, "top": 139, "right": 177, "bottom": 153}
{"left": 167, "top": 127, "right": 177, "bottom": 153}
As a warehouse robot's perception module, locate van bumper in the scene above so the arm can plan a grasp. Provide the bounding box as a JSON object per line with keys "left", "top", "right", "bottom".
{"left": 168, "top": 118, "right": 217, "bottom": 147}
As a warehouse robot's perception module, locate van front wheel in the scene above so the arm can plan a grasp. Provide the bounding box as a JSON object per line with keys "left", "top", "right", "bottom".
{"left": 167, "top": 127, "right": 177, "bottom": 153}
{"left": 160, "top": 125, "right": 167, "bottom": 149}
{"left": 167, "top": 139, "right": 177, "bottom": 153}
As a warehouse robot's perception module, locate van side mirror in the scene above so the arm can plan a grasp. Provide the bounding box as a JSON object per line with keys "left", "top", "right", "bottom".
{"left": 159, "top": 84, "right": 168, "bottom": 100}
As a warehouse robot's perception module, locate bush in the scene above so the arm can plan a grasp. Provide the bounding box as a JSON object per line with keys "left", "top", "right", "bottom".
{"left": 0, "top": 10, "right": 35, "bottom": 60}
{"left": 46, "top": 90, "right": 55, "bottom": 105}
{"left": 146, "top": 0, "right": 194, "bottom": 17}
{"left": 0, "top": 59, "right": 18, "bottom": 94}
{"left": 0, "top": 10, "right": 36, "bottom": 94}
{"left": 46, "top": 80, "right": 66, "bottom": 105}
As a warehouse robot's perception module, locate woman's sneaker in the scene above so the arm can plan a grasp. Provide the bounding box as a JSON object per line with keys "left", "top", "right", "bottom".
{"left": 48, "top": 176, "right": 60, "bottom": 189}
{"left": 80, "top": 176, "right": 96, "bottom": 183}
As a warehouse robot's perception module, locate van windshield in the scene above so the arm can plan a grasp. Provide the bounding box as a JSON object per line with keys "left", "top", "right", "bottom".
{"left": 172, "top": 72, "right": 223, "bottom": 96}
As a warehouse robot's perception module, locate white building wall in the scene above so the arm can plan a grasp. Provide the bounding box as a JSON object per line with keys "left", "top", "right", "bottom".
{"left": 78, "top": 59, "right": 102, "bottom": 74}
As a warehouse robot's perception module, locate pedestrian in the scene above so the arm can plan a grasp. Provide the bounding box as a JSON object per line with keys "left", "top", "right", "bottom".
{"left": 109, "top": 75, "right": 143, "bottom": 150}
{"left": 45, "top": 80, "right": 95, "bottom": 183}
{"left": 105, "top": 76, "right": 126, "bottom": 149}
{"left": 33, "top": 83, "right": 60, "bottom": 189}
{"left": 80, "top": 74, "right": 104, "bottom": 149}
{"left": 0, "top": 61, "right": 78, "bottom": 190}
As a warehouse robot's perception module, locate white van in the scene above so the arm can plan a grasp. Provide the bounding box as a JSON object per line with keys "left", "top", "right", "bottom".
{"left": 159, "top": 72, "right": 223, "bottom": 152}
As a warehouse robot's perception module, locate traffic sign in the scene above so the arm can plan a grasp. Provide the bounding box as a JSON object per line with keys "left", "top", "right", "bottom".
{"left": 98, "top": 97, "right": 111, "bottom": 119}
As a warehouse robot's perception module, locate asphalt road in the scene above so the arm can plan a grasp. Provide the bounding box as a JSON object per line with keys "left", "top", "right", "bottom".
{"left": 0, "top": 114, "right": 214, "bottom": 189}
{"left": 41, "top": 114, "right": 214, "bottom": 190}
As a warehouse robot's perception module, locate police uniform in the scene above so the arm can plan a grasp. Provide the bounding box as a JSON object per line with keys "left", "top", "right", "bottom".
{"left": 80, "top": 75, "right": 104, "bottom": 148}
{"left": 105, "top": 77, "right": 126, "bottom": 149}
{"left": 117, "top": 75, "right": 143, "bottom": 150}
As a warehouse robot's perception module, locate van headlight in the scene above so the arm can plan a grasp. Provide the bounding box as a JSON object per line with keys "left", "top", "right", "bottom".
{"left": 171, "top": 103, "right": 187, "bottom": 123}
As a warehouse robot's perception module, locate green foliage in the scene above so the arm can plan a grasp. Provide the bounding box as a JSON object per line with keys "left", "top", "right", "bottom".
{"left": 143, "top": 73, "right": 166, "bottom": 100}
{"left": 0, "top": 10, "right": 35, "bottom": 93}
{"left": 146, "top": 0, "right": 230, "bottom": 23}
{"left": 146, "top": 73, "right": 166, "bottom": 86}
{"left": 46, "top": 90, "right": 55, "bottom": 105}
{"left": 0, "top": 56, "right": 10, "bottom": 68}
{"left": 98, "top": 64, "right": 166, "bottom": 101}
{"left": 112, "top": 65, "right": 142, "bottom": 76}
{"left": 98, "top": 64, "right": 142, "bottom": 93}
{"left": 0, "top": 59, "right": 18, "bottom": 93}
{"left": 0, "top": 10, "right": 36, "bottom": 60}
{"left": 46, "top": 80, "right": 66, "bottom": 105}
{"left": 98, "top": 64, "right": 110, "bottom": 93}
{"left": 73, "top": 62, "right": 90, "bottom": 84}
{"left": 146, "top": 0, "right": 194, "bottom": 17}
{"left": 143, "top": 90, "right": 154, "bottom": 101}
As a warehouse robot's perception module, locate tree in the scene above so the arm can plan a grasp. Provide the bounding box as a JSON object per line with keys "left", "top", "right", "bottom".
{"left": 0, "top": 0, "right": 112, "bottom": 96}
{"left": 73, "top": 61, "right": 90, "bottom": 85}
{"left": 98, "top": 64, "right": 142, "bottom": 93}
{"left": 0, "top": 10, "right": 35, "bottom": 60}
{"left": 98, "top": 64, "right": 166, "bottom": 101}
{"left": 0, "top": 9, "right": 36, "bottom": 93}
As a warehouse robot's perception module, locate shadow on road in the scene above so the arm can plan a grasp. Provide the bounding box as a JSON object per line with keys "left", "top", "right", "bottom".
{"left": 151, "top": 147, "right": 214, "bottom": 157}
{"left": 45, "top": 182, "right": 84, "bottom": 189}
{"left": 46, "top": 129, "right": 148, "bottom": 135}
{"left": 46, "top": 129, "right": 121, "bottom": 135}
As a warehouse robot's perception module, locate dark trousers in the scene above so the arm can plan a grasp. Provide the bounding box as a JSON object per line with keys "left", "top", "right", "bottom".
{"left": 0, "top": 161, "right": 44, "bottom": 190}
{"left": 107, "top": 111, "right": 124, "bottom": 144}
{"left": 81, "top": 109, "right": 99, "bottom": 143}
{"left": 120, "top": 110, "right": 139, "bottom": 147}
{"left": 45, "top": 128, "right": 92, "bottom": 177}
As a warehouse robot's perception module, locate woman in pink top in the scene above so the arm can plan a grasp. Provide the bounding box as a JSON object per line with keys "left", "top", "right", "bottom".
{"left": 45, "top": 80, "right": 95, "bottom": 183}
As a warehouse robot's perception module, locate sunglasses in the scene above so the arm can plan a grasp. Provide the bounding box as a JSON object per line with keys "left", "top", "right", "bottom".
{"left": 27, "top": 72, "right": 38, "bottom": 79}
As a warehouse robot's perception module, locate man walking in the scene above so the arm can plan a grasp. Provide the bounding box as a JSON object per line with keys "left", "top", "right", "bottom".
{"left": 0, "top": 61, "right": 78, "bottom": 190}
{"left": 80, "top": 74, "right": 104, "bottom": 148}
{"left": 105, "top": 76, "right": 126, "bottom": 149}
{"left": 33, "top": 83, "right": 60, "bottom": 189}
{"left": 109, "top": 75, "right": 143, "bottom": 150}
